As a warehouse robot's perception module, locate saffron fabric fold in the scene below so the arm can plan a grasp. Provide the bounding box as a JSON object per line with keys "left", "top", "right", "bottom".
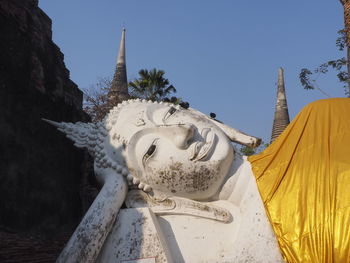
{"left": 249, "top": 98, "right": 350, "bottom": 263}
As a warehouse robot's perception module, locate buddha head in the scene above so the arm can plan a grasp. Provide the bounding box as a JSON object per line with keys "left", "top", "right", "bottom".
{"left": 45, "top": 99, "right": 260, "bottom": 201}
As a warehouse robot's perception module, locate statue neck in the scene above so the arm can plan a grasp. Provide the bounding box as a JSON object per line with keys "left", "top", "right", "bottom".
{"left": 216, "top": 154, "right": 253, "bottom": 205}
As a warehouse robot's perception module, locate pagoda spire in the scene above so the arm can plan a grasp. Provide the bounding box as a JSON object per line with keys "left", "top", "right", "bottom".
{"left": 270, "top": 67, "right": 290, "bottom": 143}
{"left": 108, "top": 28, "right": 129, "bottom": 105}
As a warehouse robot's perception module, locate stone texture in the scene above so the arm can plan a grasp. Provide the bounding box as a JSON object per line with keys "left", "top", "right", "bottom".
{"left": 97, "top": 208, "right": 172, "bottom": 263}
{"left": 53, "top": 99, "right": 279, "bottom": 262}
{"left": 107, "top": 28, "right": 130, "bottom": 105}
{"left": 0, "top": 0, "right": 96, "bottom": 260}
{"left": 270, "top": 67, "right": 290, "bottom": 143}
{"left": 0, "top": 226, "right": 70, "bottom": 263}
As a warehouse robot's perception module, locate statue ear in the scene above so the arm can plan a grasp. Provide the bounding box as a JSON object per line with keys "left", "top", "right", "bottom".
{"left": 208, "top": 118, "right": 261, "bottom": 148}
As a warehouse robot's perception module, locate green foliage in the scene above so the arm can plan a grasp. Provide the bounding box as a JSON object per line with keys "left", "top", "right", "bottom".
{"left": 299, "top": 68, "right": 314, "bottom": 90}
{"left": 239, "top": 141, "right": 269, "bottom": 156}
{"left": 336, "top": 29, "right": 346, "bottom": 51}
{"left": 84, "top": 69, "right": 183, "bottom": 122}
{"left": 299, "top": 30, "right": 349, "bottom": 96}
{"left": 239, "top": 146, "right": 256, "bottom": 156}
{"left": 129, "top": 69, "right": 177, "bottom": 101}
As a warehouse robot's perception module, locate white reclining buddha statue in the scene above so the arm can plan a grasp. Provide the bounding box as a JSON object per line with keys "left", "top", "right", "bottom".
{"left": 45, "top": 98, "right": 350, "bottom": 263}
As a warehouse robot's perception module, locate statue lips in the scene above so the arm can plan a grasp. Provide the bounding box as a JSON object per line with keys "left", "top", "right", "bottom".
{"left": 189, "top": 128, "right": 215, "bottom": 161}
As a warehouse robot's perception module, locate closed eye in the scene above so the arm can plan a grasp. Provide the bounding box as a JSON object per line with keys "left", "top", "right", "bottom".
{"left": 142, "top": 139, "right": 158, "bottom": 166}
{"left": 163, "top": 106, "right": 177, "bottom": 122}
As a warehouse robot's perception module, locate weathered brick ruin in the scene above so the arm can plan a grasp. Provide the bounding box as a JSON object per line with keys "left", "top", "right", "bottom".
{"left": 0, "top": 0, "right": 97, "bottom": 261}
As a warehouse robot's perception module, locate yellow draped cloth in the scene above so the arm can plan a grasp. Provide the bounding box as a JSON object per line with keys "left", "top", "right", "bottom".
{"left": 249, "top": 98, "right": 350, "bottom": 263}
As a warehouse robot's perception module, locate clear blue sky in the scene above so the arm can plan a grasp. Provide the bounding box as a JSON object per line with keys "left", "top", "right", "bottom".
{"left": 39, "top": 1, "right": 345, "bottom": 143}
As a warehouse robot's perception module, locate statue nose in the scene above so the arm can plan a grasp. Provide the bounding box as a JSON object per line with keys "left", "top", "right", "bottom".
{"left": 173, "top": 123, "right": 196, "bottom": 149}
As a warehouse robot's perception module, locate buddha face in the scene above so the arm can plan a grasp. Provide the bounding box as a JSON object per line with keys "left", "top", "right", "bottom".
{"left": 111, "top": 101, "right": 234, "bottom": 200}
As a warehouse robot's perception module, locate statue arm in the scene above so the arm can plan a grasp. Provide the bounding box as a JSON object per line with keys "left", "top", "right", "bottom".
{"left": 56, "top": 167, "right": 127, "bottom": 263}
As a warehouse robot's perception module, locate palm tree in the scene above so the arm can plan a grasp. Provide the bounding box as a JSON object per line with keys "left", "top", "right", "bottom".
{"left": 129, "top": 69, "right": 177, "bottom": 101}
